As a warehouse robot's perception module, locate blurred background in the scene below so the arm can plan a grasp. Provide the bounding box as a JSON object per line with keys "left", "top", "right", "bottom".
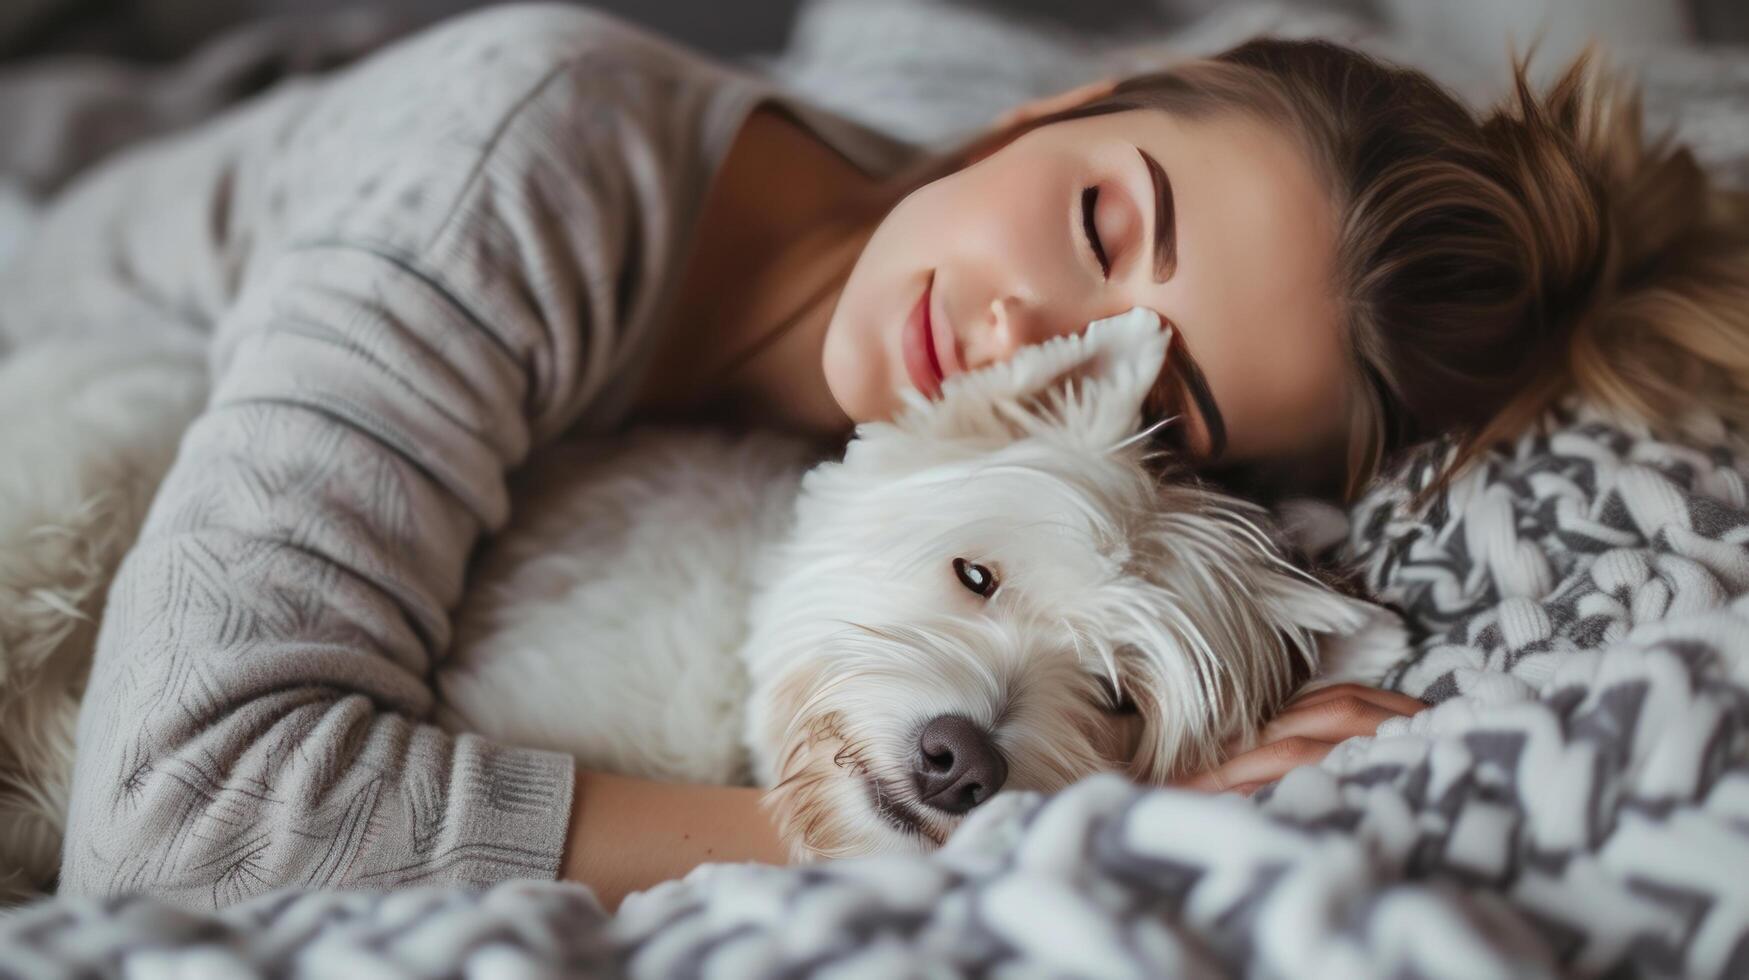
{"left": 0, "top": 0, "right": 1745, "bottom": 264}
{"left": 1, "top": 0, "right": 1741, "bottom": 66}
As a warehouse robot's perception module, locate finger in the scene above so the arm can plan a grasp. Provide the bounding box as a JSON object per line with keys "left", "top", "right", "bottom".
{"left": 1172, "top": 761, "right": 1230, "bottom": 792}
{"left": 1218, "top": 730, "right": 1251, "bottom": 758}
{"left": 1177, "top": 737, "right": 1334, "bottom": 792}
{"left": 1216, "top": 688, "right": 1420, "bottom": 772}
{"left": 1289, "top": 683, "right": 1427, "bottom": 717}
{"left": 1260, "top": 695, "right": 1404, "bottom": 746}
{"left": 1288, "top": 682, "right": 1419, "bottom": 712}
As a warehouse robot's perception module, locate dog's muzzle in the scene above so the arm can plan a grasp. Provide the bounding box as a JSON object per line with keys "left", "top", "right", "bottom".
{"left": 912, "top": 714, "right": 1007, "bottom": 814}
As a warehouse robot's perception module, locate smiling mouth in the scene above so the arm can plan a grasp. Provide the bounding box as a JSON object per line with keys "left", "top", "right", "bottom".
{"left": 916, "top": 283, "right": 944, "bottom": 383}
{"left": 901, "top": 273, "right": 944, "bottom": 398}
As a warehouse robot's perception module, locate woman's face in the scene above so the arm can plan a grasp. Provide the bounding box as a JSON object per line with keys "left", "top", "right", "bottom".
{"left": 821, "top": 107, "right": 1350, "bottom": 466}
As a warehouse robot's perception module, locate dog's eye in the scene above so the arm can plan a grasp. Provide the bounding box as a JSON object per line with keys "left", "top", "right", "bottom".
{"left": 1096, "top": 675, "right": 1138, "bottom": 715}
{"left": 952, "top": 558, "right": 998, "bottom": 598}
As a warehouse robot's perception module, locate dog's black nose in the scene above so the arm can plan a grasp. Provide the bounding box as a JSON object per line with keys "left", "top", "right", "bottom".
{"left": 913, "top": 715, "right": 1007, "bottom": 814}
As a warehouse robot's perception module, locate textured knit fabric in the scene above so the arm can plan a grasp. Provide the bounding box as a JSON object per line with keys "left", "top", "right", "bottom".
{"left": 4, "top": 2, "right": 913, "bottom": 909}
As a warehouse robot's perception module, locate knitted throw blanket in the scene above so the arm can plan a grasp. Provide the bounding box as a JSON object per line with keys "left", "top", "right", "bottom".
{"left": 4, "top": 403, "right": 1747, "bottom": 978}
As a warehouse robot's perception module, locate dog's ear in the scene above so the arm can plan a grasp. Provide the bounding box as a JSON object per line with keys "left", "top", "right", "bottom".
{"left": 1258, "top": 569, "right": 1375, "bottom": 638}
{"left": 1255, "top": 567, "right": 1405, "bottom": 687}
{"left": 891, "top": 307, "right": 1170, "bottom": 448}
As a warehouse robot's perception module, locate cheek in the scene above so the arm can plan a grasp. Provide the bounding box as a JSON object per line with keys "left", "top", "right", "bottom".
{"left": 822, "top": 239, "right": 913, "bottom": 421}
{"left": 819, "top": 305, "right": 884, "bottom": 423}
{"left": 945, "top": 166, "right": 1058, "bottom": 260}
{"left": 906, "top": 157, "right": 1067, "bottom": 267}
{"left": 822, "top": 182, "right": 966, "bottom": 422}
{"left": 821, "top": 158, "right": 1069, "bottom": 423}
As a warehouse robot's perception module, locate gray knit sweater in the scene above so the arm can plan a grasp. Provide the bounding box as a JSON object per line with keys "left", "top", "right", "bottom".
{"left": 4, "top": 3, "right": 912, "bottom": 909}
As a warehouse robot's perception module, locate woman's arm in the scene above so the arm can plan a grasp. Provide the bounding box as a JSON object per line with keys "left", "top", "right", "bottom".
{"left": 58, "top": 5, "right": 776, "bottom": 907}
{"left": 58, "top": 246, "right": 584, "bottom": 906}
{"left": 61, "top": 238, "right": 795, "bottom": 910}
{"left": 562, "top": 770, "right": 787, "bottom": 912}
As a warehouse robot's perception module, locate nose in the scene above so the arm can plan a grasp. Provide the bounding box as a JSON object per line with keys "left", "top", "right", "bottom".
{"left": 912, "top": 715, "right": 1007, "bottom": 814}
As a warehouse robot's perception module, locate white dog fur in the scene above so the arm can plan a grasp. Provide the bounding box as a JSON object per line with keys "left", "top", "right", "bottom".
{"left": 0, "top": 339, "right": 208, "bottom": 903}
{"left": 439, "top": 310, "right": 1403, "bottom": 861}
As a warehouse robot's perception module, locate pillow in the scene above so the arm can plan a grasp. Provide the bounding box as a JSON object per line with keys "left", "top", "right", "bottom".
{"left": 761, "top": 0, "right": 1443, "bottom": 146}
{"left": 758, "top": 0, "right": 1100, "bottom": 148}
{"left": 765, "top": 0, "right": 1749, "bottom": 191}
{"left": 1633, "top": 46, "right": 1749, "bottom": 188}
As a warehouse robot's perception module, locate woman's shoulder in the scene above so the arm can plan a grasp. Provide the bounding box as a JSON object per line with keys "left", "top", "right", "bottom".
{"left": 350, "top": 3, "right": 731, "bottom": 102}
{"left": 9, "top": 3, "right": 757, "bottom": 346}
{"left": 237, "top": 4, "right": 750, "bottom": 253}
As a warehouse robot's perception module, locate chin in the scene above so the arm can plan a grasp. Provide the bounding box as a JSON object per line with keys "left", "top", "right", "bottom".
{"left": 819, "top": 275, "right": 924, "bottom": 426}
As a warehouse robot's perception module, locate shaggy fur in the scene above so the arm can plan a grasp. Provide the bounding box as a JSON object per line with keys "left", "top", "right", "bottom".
{"left": 435, "top": 427, "right": 824, "bottom": 785}
{"left": 0, "top": 340, "right": 207, "bottom": 903}
{"left": 441, "top": 310, "right": 1398, "bottom": 861}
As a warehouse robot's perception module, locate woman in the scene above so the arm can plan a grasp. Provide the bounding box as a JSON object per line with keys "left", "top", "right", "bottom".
{"left": 25, "top": 4, "right": 1744, "bottom": 912}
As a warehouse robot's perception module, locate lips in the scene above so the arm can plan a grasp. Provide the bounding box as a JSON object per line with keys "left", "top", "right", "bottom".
{"left": 927, "top": 283, "right": 959, "bottom": 382}
{"left": 901, "top": 275, "right": 944, "bottom": 398}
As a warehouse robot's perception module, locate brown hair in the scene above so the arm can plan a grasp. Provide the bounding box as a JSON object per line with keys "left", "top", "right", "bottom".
{"left": 884, "top": 40, "right": 1749, "bottom": 504}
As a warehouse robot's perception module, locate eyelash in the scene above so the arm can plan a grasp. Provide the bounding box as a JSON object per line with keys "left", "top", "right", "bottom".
{"left": 1143, "top": 344, "right": 1195, "bottom": 454}
{"left": 1081, "top": 186, "right": 1110, "bottom": 280}
{"left": 1160, "top": 415, "right": 1191, "bottom": 453}
{"left": 1082, "top": 184, "right": 1198, "bottom": 455}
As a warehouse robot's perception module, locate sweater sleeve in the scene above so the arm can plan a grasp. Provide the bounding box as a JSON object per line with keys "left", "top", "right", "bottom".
{"left": 56, "top": 246, "right": 575, "bottom": 908}
{"left": 56, "top": 5, "right": 735, "bottom": 909}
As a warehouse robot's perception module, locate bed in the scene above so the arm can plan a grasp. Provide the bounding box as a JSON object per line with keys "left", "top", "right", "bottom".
{"left": 2, "top": 1, "right": 1748, "bottom": 976}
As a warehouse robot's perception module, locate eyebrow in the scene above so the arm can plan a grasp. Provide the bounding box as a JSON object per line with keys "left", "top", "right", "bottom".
{"left": 1136, "top": 147, "right": 1177, "bottom": 283}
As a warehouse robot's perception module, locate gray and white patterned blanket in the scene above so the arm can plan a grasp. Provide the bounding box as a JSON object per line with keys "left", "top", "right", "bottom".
{"left": 5, "top": 403, "right": 1748, "bottom": 978}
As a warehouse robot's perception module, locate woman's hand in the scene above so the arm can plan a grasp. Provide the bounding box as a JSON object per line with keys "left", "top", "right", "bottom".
{"left": 1173, "top": 684, "right": 1428, "bottom": 796}
{"left": 561, "top": 769, "right": 789, "bottom": 912}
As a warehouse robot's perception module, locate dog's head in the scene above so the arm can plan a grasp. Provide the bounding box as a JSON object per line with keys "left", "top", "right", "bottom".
{"left": 743, "top": 309, "right": 1374, "bottom": 859}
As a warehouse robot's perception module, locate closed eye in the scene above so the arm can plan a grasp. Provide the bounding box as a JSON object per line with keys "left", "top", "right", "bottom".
{"left": 1149, "top": 382, "right": 1193, "bottom": 454}
{"left": 1142, "top": 323, "right": 1227, "bottom": 462}
{"left": 1081, "top": 186, "right": 1110, "bottom": 280}
{"left": 1141, "top": 369, "right": 1192, "bottom": 454}
{"left": 1158, "top": 423, "right": 1189, "bottom": 454}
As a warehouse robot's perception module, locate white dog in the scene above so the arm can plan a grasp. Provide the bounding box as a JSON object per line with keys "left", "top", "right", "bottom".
{"left": 0, "top": 339, "right": 208, "bottom": 902}
{"left": 439, "top": 310, "right": 1399, "bottom": 861}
